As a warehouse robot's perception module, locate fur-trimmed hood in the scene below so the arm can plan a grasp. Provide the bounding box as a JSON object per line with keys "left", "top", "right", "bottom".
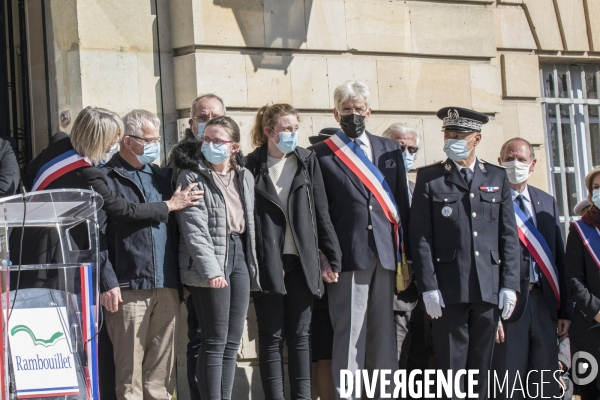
{"left": 169, "top": 139, "right": 202, "bottom": 172}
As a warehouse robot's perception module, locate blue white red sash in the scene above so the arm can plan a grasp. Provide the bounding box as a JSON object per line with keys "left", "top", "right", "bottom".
{"left": 324, "top": 131, "right": 406, "bottom": 262}
{"left": 573, "top": 220, "right": 600, "bottom": 270}
{"left": 32, "top": 149, "right": 92, "bottom": 191}
{"left": 514, "top": 203, "right": 561, "bottom": 307}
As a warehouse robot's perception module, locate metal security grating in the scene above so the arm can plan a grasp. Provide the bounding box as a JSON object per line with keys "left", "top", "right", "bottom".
{"left": 540, "top": 64, "right": 600, "bottom": 231}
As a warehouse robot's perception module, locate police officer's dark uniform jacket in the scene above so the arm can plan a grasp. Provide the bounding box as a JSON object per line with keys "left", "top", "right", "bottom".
{"left": 411, "top": 158, "right": 520, "bottom": 304}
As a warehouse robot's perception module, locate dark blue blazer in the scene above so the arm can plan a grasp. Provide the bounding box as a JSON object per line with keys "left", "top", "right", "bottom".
{"left": 310, "top": 131, "right": 411, "bottom": 273}
{"left": 508, "top": 185, "right": 572, "bottom": 322}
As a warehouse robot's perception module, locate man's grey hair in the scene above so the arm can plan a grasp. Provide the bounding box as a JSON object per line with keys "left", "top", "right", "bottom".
{"left": 500, "top": 137, "right": 536, "bottom": 160}
{"left": 382, "top": 123, "right": 421, "bottom": 147}
{"left": 189, "top": 93, "right": 227, "bottom": 118}
{"left": 333, "top": 81, "right": 371, "bottom": 110}
{"left": 122, "top": 109, "right": 160, "bottom": 137}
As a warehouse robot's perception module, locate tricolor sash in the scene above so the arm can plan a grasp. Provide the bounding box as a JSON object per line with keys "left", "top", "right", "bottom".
{"left": 324, "top": 131, "right": 409, "bottom": 289}
{"left": 32, "top": 149, "right": 92, "bottom": 191}
{"left": 573, "top": 219, "right": 600, "bottom": 270}
{"left": 514, "top": 203, "right": 561, "bottom": 307}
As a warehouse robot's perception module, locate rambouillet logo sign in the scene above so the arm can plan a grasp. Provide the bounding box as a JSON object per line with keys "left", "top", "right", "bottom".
{"left": 8, "top": 307, "right": 80, "bottom": 397}
{"left": 11, "top": 325, "right": 64, "bottom": 347}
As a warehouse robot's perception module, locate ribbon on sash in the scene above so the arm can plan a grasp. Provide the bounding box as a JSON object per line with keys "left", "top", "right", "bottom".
{"left": 32, "top": 149, "right": 93, "bottom": 191}
{"left": 324, "top": 130, "right": 410, "bottom": 291}
{"left": 573, "top": 219, "right": 600, "bottom": 270}
{"left": 514, "top": 203, "right": 561, "bottom": 307}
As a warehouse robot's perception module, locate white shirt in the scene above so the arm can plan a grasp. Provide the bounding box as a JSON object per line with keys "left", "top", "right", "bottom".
{"left": 353, "top": 131, "right": 372, "bottom": 163}
{"left": 453, "top": 159, "right": 477, "bottom": 173}
{"left": 512, "top": 185, "right": 539, "bottom": 283}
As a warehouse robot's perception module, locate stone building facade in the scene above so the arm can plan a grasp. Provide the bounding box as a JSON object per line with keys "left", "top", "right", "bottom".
{"left": 13, "top": 0, "right": 600, "bottom": 398}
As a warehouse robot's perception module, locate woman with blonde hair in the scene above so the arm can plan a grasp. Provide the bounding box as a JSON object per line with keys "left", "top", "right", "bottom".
{"left": 565, "top": 166, "right": 600, "bottom": 399}
{"left": 12, "top": 106, "right": 200, "bottom": 270}
{"left": 245, "top": 104, "right": 341, "bottom": 399}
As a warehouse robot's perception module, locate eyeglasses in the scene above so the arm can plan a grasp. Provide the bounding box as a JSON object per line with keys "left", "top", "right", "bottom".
{"left": 192, "top": 115, "right": 216, "bottom": 123}
{"left": 128, "top": 135, "right": 161, "bottom": 144}
{"left": 201, "top": 136, "right": 232, "bottom": 146}
{"left": 338, "top": 107, "right": 368, "bottom": 116}
{"left": 400, "top": 145, "right": 419, "bottom": 155}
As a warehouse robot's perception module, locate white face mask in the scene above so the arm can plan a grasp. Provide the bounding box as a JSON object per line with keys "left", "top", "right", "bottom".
{"left": 593, "top": 189, "right": 600, "bottom": 209}
{"left": 502, "top": 160, "right": 532, "bottom": 184}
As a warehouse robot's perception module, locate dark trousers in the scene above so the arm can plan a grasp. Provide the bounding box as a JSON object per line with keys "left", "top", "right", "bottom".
{"left": 186, "top": 292, "right": 202, "bottom": 400}
{"left": 395, "top": 299, "right": 432, "bottom": 371}
{"left": 491, "top": 288, "right": 559, "bottom": 399}
{"left": 191, "top": 233, "right": 250, "bottom": 400}
{"left": 432, "top": 302, "right": 498, "bottom": 400}
{"left": 254, "top": 256, "right": 314, "bottom": 400}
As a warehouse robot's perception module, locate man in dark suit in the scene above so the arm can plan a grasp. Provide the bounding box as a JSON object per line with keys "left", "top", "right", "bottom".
{"left": 410, "top": 107, "right": 520, "bottom": 399}
{"left": 382, "top": 123, "right": 432, "bottom": 374}
{"left": 311, "top": 81, "right": 411, "bottom": 399}
{"left": 491, "top": 137, "right": 572, "bottom": 399}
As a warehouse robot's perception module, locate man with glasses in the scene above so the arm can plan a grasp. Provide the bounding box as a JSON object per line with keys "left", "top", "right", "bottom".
{"left": 410, "top": 107, "right": 520, "bottom": 399}
{"left": 381, "top": 124, "right": 432, "bottom": 380}
{"left": 310, "top": 81, "right": 411, "bottom": 399}
{"left": 99, "top": 109, "right": 181, "bottom": 399}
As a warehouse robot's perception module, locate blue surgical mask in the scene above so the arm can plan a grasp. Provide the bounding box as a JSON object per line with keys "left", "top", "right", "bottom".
{"left": 443, "top": 136, "right": 475, "bottom": 162}
{"left": 196, "top": 122, "right": 206, "bottom": 139}
{"left": 593, "top": 189, "right": 600, "bottom": 209}
{"left": 274, "top": 131, "right": 298, "bottom": 154}
{"left": 201, "top": 142, "right": 229, "bottom": 165}
{"left": 135, "top": 142, "right": 160, "bottom": 165}
{"left": 96, "top": 143, "right": 119, "bottom": 168}
{"left": 402, "top": 150, "right": 415, "bottom": 171}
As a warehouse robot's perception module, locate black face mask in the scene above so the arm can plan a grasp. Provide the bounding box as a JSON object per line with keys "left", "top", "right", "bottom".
{"left": 339, "top": 114, "right": 365, "bottom": 139}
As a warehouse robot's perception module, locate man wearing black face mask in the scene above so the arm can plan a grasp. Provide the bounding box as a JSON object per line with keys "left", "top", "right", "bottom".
{"left": 310, "top": 81, "right": 411, "bottom": 399}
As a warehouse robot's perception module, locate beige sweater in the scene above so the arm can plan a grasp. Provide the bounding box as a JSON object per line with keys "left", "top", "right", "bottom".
{"left": 267, "top": 154, "right": 299, "bottom": 255}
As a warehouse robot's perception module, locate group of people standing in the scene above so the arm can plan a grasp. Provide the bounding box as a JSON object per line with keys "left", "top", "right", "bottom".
{"left": 14, "top": 78, "right": 600, "bottom": 400}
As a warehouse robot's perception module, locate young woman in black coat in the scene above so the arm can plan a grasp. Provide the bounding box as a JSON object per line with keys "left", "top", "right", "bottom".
{"left": 566, "top": 166, "right": 600, "bottom": 399}
{"left": 245, "top": 104, "right": 341, "bottom": 399}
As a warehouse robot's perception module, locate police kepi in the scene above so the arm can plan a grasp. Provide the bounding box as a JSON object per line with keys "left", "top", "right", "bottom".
{"left": 410, "top": 106, "right": 520, "bottom": 399}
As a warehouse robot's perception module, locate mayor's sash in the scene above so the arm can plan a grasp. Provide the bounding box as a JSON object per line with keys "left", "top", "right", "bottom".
{"left": 573, "top": 219, "right": 600, "bottom": 270}
{"left": 324, "top": 130, "right": 409, "bottom": 291}
{"left": 514, "top": 203, "right": 561, "bottom": 307}
{"left": 32, "top": 149, "right": 93, "bottom": 191}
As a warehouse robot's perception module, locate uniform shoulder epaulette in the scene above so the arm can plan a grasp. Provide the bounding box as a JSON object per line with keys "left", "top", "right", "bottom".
{"left": 480, "top": 159, "right": 505, "bottom": 169}
{"left": 416, "top": 160, "right": 445, "bottom": 171}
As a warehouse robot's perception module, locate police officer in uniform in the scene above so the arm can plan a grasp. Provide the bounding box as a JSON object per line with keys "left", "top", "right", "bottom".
{"left": 410, "top": 107, "right": 520, "bottom": 399}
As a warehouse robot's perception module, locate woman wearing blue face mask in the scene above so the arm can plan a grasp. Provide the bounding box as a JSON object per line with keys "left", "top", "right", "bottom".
{"left": 245, "top": 104, "right": 342, "bottom": 399}
{"left": 174, "top": 116, "right": 260, "bottom": 400}
{"left": 565, "top": 167, "right": 600, "bottom": 399}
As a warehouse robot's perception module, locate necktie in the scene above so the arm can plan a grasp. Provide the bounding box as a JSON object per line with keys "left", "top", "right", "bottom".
{"left": 516, "top": 194, "right": 533, "bottom": 225}
{"left": 461, "top": 168, "right": 472, "bottom": 186}
{"left": 515, "top": 194, "right": 538, "bottom": 282}
{"left": 354, "top": 138, "right": 368, "bottom": 159}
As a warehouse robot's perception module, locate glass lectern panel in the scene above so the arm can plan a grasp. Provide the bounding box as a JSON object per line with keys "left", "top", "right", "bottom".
{"left": 0, "top": 190, "right": 102, "bottom": 399}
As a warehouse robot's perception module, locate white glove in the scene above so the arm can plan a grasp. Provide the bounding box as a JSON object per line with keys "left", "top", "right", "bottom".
{"left": 498, "top": 288, "right": 517, "bottom": 320}
{"left": 422, "top": 289, "right": 445, "bottom": 319}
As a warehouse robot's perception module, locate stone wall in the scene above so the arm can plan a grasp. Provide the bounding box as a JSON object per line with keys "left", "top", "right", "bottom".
{"left": 167, "top": 0, "right": 599, "bottom": 192}
{"left": 34, "top": 1, "right": 600, "bottom": 399}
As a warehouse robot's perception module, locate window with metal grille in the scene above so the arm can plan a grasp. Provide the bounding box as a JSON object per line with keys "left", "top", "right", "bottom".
{"left": 540, "top": 64, "right": 600, "bottom": 230}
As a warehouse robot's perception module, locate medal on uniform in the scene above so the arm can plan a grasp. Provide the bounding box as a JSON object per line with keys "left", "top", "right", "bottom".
{"left": 441, "top": 205, "right": 453, "bottom": 217}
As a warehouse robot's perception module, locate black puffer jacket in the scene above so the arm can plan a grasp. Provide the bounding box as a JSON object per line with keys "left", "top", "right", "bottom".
{"left": 245, "top": 144, "right": 341, "bottom": 297}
